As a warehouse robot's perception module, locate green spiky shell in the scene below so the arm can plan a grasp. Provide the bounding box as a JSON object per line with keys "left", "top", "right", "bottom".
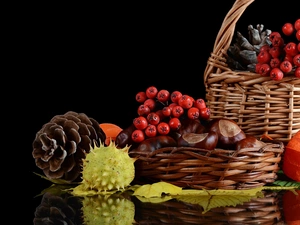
{"left": 82, "top": 194, "right": 135, "bottom": 225}
{"left": 74, "top": 141, "right": 136, "bottom": 194}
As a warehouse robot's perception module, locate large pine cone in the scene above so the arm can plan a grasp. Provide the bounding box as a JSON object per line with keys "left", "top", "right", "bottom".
{"left": 32, "top": 111, "right": 106, "bottom": 182}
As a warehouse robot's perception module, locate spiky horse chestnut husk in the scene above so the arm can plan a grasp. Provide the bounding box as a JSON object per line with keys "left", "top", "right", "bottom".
{"left": 72, "top": 141, "right": 136, "bottom": 195}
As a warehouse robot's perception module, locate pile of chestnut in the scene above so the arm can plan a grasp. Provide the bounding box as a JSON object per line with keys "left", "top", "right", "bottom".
{"left": 116, "top": 117, "right": 266, "bottom": 154}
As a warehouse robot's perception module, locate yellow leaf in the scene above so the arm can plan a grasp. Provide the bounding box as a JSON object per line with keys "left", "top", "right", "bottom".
{"left": 132, "top": 182, "right": 182, "bottom": 198}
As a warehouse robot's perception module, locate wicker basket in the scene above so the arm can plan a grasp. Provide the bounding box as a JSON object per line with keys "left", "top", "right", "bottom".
{"left": 130, "top": 141, "right": 284, "bottom": 190}
{"left": 203, "top": 0, "right": 300, "bottom": 143}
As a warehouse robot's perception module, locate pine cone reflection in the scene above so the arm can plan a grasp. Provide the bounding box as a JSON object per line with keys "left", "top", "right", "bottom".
{"left": 33, "top": 192, "right": 82, "bottom": 225}
{"left": 32, "top": 111, "right": 106, "bottom": 182}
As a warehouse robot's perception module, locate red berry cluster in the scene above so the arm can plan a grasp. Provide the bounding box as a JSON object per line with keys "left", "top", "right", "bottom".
{"left": 256, "top": 18, "right": 300, "bottom": 80}
{"left": 131, "top": 86, "right": 210, "bottom": 143}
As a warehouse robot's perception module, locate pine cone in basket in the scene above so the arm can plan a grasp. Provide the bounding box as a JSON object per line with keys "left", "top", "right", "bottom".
{"left": 32, "top": 111, "right": 106, "bottom": 182}
{"left": 226, "top": 24, "right": 272, "bottom": 72}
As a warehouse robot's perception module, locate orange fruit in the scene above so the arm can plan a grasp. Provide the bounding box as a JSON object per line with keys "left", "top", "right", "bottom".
{"left": 99, "top": 123, "right": 123, "bottom": 145}
{"left": 283, "top": 131, "right": 300, "bottom": 182}
{"left": 283, "top": 189, "right": 300, "bottom": 224}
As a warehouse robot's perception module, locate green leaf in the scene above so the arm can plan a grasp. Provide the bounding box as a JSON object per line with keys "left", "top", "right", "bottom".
{"left": 175, "top": 194, "right": 257, "bottom": 214}
{"left": 271, "top": 180, "right": 300, "bottom": 188}
{"left": 174, "top": 188, "right": 264, "bottom": 214}
{"left": 34, "top": 184, "right": 75, "bottom": 198}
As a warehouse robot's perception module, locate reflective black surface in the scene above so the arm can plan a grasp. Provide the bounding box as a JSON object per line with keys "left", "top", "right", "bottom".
{"left": 31, "top": 181, "right": 299, "bottom": 224}
{"left": 27, "top": 1, "right": 298, "bottom": 224}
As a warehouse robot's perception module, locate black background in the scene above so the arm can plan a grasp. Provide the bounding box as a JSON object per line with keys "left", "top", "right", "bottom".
{"left": 26, "top": 1, "right": 298, "bottom": 223}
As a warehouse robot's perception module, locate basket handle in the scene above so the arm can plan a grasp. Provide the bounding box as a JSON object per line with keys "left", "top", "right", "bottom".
{"left": 203, "top": 0, "right": 255, "bottom": 86}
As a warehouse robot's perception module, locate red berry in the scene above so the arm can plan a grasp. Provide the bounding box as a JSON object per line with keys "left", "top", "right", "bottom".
{"left": 136, "top": 91, "right": 147, "bottom": 103}
{"left": 255, "top": 63, "right": 262, "bottom": 73}
{"left": 269, "top": 46, "right": 282, "bottom": 59}
{"left": 284, "top": 54, "right": 294, "bottom": 64}
{"left": 269, "top": 31, "right": 281, "bottom": 42}
{"left": 293, "top": 54, "right": 300, "bottom": 67}
{"left": 270, "top": 68, "right": 284, "bottom": 81}
{"left": 260, "top": 44, "right": 271, "bottom": 52}
{"left": 294, "top": 18, "right": 300, "bottom": 31}
{"left": 168, "top": 117, "right": 181, "bottom": 130}
{"left": 162, "top": 106, "right": 171, "bottom": 117}
{"left": 155, "top": 109, "right": 166, "bottom": 121}
{"left": 157, "top": 122, "right": 170, "bottom": 135}
{"left": 171, "top": 105, "right": 184, "bottom": 118}
{"left": 272, "top": 36, "right": 284, "bottom": 47}
{"left": 270, "top": 58, "right": 281, "bottom": 68}
{"left": 199, "top": 107, "right": 211, "bottom": 120}
{"left": 284, "top": 42, "right": 298, "bottom": 56}
{"left": 146, "top": 112, "right": 160, "bottom": 125}
{"left": 257, "top": 50, "right": 271, "bottom": 64}
{"left": 137, "top": 104, "right": 151, "bottom": 116}
{"left": 144, "top": 124, "right": 157, "bottom": 137}
{"left": 133, "top": 116, "right": 148, "bottom": 130}
{"left": 193, "top": 98, "right": 206, "bottom": 109}
{"left": 157, "top": 89, "right": 170, "bottom": 102}
{"left": 170, "top": 91, "right": 182, "bottom": 103}
{"left": 187, "top": 107, "right": 200, "bottom": 120}
{"left": 131, "top": 129, "right": 145, "bottom": 143}
{"left": 168, "top": 102, "right": 178, "bottom": 111}
{"left": 295, "top": 66, "right": 300, "bottom": 78}
{"left": 146, "top": 86, "right": 158, "bottom": 99}
{"left": 298, "top": 43, "right": 300, "bottom": 52}
{"left": 178, "top": 95, "right": 194, "bottom": 109}
{"left": 258, "top": 63, "right": 271, "bottom": 76}
{"left": 280, "top": 60, "right": 293, "bottom": 73}
{"left": 296, "top": 29, "right": 300, "bottom": 41}
{"left": 282, "top": 22, "right": 294, "bottom": 36}
{"left": 144, "top": 98, "right": 156, "bottom": 111}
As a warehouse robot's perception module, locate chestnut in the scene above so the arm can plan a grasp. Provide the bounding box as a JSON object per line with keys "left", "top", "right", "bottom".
{"left": 206, "top": 118, "right": 246, "bottom": 149}
{"left": 236, "top": 134, "right": 266, "bottom": 151}
{"left": 178, "top": 118, "right": 205, "bottom": 135}
{"left": 171, "top": 118, "right": 205, "bottom": 141}
{"left": 177, "top": 131, "right": 218, "bottom": 150}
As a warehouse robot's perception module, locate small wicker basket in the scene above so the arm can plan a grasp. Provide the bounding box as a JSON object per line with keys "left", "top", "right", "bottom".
{"left": 130, "top": 141, "right": 284, "bottom": 190}
{"left": 203, "top": 0, "right": 300, "bottom": 143}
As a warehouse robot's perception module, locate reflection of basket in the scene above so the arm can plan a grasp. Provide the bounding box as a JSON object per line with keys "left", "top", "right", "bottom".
{"left": 133, "top": 191, "right": 282, "bottom": 224}
{"left": 203, "top": 0, "right": 300, "bottom": 143}
{"left": 130, "top": 141, "right": 284, "bottom": 190}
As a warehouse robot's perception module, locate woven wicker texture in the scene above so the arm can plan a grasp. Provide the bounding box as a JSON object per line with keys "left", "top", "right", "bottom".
{"left": 130, "top": 142, "right": 284, "bottom": 190}
{"left": 134, "top": 191, "right": 282, "bottom": 224}
{"left": 203, "top": 0, "right": 300, "bottom": 143}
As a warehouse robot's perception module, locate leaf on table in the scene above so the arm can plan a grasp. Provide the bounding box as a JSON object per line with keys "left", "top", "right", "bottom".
{"left": 271, "top": 180, "right": 300, "bottom": 188}
{"left": 175, "top": 194, "right": 258, "bottom": 214}
{"left": 174, "top": 188, "right": 264, "bottom": 214}
{"left": 132, "top": 181, "right": 182, "bottom": 198}
{"left": 34, "top": 184, "right": 74, "bottom": 198}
